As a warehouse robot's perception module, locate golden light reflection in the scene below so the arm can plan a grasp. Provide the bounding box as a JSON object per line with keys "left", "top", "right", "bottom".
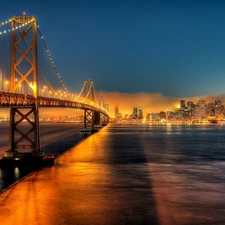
{"left": 0, "top": 131, "right": 112, "bottom": 224}
{"left": 14, "top": 167, "right": 20, "bottom": 179}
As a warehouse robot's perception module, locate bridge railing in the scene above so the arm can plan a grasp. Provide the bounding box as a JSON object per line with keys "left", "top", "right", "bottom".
{"left": 0, "top": 91, "right": 110, "bottom": 117}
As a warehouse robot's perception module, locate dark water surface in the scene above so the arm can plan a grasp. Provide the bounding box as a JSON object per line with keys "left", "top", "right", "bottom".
{"left": 0, "top": 123, "right": 225, "bottom": 225}
{"left": 0, "top": 122, "right": 86, "bottom": 191}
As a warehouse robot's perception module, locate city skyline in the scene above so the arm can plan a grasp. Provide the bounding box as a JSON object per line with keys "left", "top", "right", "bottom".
{"left": 2, "top": 1, "right": 225, "bottom": 99}
{"left": 113, "top": 96, "right": 225, "bottom": 118}
{"left": 97, "top": 91, "right": 225, "bottom": 116}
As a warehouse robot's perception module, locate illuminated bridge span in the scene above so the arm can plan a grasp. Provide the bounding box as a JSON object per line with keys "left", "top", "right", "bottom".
{"left": 0, "top": 13, "right": 110, "bottom": 159}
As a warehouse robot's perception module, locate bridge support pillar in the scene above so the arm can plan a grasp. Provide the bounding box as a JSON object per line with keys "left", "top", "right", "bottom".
{"left": 81, "top": 109, "right": 101, "bottom": 133}
{"left": 83, "top": 109, "right": 93, "bottom": 129}
{"left": 4, "top": 105, "right": 44, "bottom": 158}
{"left": 93, "top": 111, "right": 101, "bottom": 128}
{"left": 100, "top": 113, "right": 109, "bottom": 126}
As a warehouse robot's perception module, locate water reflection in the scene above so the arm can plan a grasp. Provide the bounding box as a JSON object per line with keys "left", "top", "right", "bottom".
{"left": 1, "top": 124, "right": 225, "bottom": 225}
{"left": 14, "top": 167, "right": 20, "bottom": 179}
{"left": 0, "top": 126, "right": 160, "bottom": 225}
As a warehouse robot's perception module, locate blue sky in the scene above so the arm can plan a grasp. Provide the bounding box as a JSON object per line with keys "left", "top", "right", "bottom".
{"left": 2, "top": 0, "right": 225, "bottom": 113}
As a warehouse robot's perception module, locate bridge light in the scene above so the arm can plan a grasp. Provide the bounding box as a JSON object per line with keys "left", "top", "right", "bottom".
{"left": 23, "top": 12, "right": 26, "bottom": 16}
{"left": 4, "top": 81, "right": 9, "bottom": 91}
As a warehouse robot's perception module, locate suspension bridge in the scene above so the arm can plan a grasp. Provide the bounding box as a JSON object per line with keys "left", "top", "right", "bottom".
{"left": 0, "top": 13, "right": 110, "bottom": 163}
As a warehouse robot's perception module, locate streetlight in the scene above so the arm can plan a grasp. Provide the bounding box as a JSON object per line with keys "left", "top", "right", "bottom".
{"left": 29, "top": 83, "right": 37, "bottom": 96}
{"left": 43, "top": 86, "right": 47, "bottom": 96}
{"left": 19, "top": 84, "right": 22, "bottom": 94}
{"left": 4, "top": 80, "right": 9, "bottom": 91}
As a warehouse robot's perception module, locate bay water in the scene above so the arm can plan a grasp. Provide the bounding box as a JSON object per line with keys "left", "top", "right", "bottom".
{"left": 0, "top": 123, "right": 225, "bottom": 224}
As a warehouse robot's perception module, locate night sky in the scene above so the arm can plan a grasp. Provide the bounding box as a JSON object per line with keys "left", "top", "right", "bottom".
{"left": 2, "top": 0, "right": 225, "bottom": 114}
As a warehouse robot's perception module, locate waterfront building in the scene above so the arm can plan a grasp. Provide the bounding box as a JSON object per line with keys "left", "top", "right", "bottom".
{"left": 207, "top": 103, "right": 215, "bottom": 116}
{"left": 194, "top": 100, "right": 207, "bottom": 121}
{"left": 180, "top": 100, "right": 185, "bottom": 110}
{"left": 133, "top": 107, "right": 138, "bottom": 119}
{"left": 214, "top": 100, "right": 224, "bottom": 120}
{"left": 187, "top": 101, "right": 195, "bottom": 120}
{"left": 115, "top": 105, "right": 119, "bottom": 118}
{"left": 159, "top": 111, "right": 166, "bottom": 120}
{"left": 187, "top": 101, "right": 194, "bottom": 110}
{"left": 146, "top": 112, "right": 153, "bottom": 122}
{"left": 138, "top": 108, "right": 143, "bottom": 119}
{"left": 215, "top": 100, "right": 222, "bottom": 107}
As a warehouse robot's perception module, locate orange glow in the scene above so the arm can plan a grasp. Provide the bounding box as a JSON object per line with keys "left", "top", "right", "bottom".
{"left": 0, "top": 131, "right": 114, "bottom": 224}
{"left": 96, "top": 91, "right": 225, "bottom": 116}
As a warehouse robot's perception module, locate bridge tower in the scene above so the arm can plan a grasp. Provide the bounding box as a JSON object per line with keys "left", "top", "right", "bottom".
{"left": 79, "top": 80, "right": 101, "bottom": 131}
{"left": 4, "top": 13, "right": 43, "bottom": 158}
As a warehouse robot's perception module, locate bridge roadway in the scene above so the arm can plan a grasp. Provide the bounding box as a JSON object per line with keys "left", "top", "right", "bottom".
{"left": 0, "top": 91, "right": 109, "bottom": 116}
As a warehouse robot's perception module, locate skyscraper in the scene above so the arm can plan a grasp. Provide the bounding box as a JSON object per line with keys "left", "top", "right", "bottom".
{"left": 133, "top": 107, "right": 138, "bottom": 119}
{"left": 115, "top": 105, "right": 119, "bottom": 118}
{"left": 180, "top": 100, "right": 185, "bottom": 110}
{"left": 138, "top": 108, "right": 143, "bottom": 119}
{"left": 194, "top": 100, "right": 207, "bottom": 120}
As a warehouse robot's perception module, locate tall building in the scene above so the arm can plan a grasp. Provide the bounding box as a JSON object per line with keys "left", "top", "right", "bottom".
{"left": 214, "top": 100, "right": 223, "bottom": 120}
{"left": 115, "top": 105, "right": 119, "bottom": 118}
{"left": 138, "top": 108, "right": 143, "bottom": 119}
{"left": 194, "top": 100, "right": 207, "bottom": 121}
{"left": 133, "top": 107, "right": 138, "bottom": 119}
{"left": 180, "top": 100, "right": 185, "bottom": 110}
{"left": 207, "top": 103, "right": 215, "bottom": 116}
{"left": 187, "top": 101, "right": 194, "bottom": 110}
{"left": 159, "top": 111, "right": 166, "bottom": 120}
{"left": 187, "top": 101, "right": 194, "bottom": 120}
{"left": 198, "top": 99, "right": 206, "bottom": 107}
{"left": 215, "top": 100, "right": 222, "bottom": 107}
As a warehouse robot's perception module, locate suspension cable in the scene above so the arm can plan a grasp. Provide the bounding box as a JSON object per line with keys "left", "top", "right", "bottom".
{"left": 37, "top": 25, "right": 68, "bottom": 94}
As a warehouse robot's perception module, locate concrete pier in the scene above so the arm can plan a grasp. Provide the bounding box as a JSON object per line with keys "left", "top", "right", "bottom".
{"left": 0, "top": 154, "right": 54, "bottom": 168}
